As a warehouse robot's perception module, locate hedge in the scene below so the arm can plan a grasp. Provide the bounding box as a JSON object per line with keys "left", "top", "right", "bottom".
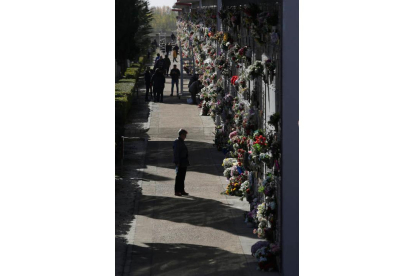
{"left": 115, "top": 56, "right": 146, "bottom": 128}
{"left": 115, "top": 82, "right": 135, "bottom": 125}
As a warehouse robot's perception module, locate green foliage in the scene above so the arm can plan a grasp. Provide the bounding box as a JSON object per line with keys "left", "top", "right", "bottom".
{"left": 118, "top": 78, "right": 136, "bottom": 83}
{"left": 115, "top": 0, "right": 153, "bottom": 61}
{"left": 124, "top": 67, "right": 139, "bottom": 79}
{"left": 150, "top": 6, "right": 177, "bottom": 33}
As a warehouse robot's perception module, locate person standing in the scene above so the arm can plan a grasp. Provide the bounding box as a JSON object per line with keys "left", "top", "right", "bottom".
{"left": 173, "top": 129, "right": 189, "bottom": 196}
{"left": 144, "top": 67, "right": 152, "bottom": 102}
{"left": 164, "top": 55, "right": 171, "bottom": 76}
{"left": 173, "top": 45, "right": 179, "bottom": 62}
{"left": 169, "top": 64, "right": 181, "bottom": 97}
{"left": 151, "top": 68, "right": 165, "bottom": 103}
{"left": 171, "top": 32, "right": 176, "bottom": 42}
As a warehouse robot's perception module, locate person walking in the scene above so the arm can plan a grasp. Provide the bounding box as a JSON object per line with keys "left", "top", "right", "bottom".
{"left": 164, "top": 55, "right": 171, "bottom": 76}
{"left": 144, "top": 67, "right": 152, "bottom": 102}
{"left": 173, "top": 45, "right": 179, "bottom": 62}
{"left": 166, "top": 43, "right": 172, "bottom": 56}
{"left": 169, "top": 64, "right": 181, "bottom": 97}
{"left": 154, "top": 53, "right": 161, "bottom": 66}
{"left": 173, "top": 129, "right": 189, "bottom": 196}
{"left": 151, "top": 68, "right": 165, "bottom": 103}
{"left": 171, "top": 32, "right": 176, "bottom": 42}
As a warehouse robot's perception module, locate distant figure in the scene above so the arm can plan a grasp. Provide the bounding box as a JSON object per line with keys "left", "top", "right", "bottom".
{"left": 151, "top": 68, "right": 165, "bottom": 103}
{"left": 144, "top": 66, "right": 152, "bottom": 102}
{"left": 173, "top": 45, "right": 179, "bottom": 62}
{"left": 169, "top": 64, "right": 181, "bottom": 97}
{"left": 164, "top": 55, "right": 171, "bottom": 76}
{"left": 166, "top": 43, "right": 172, "bottom": 56}
{"left": 154, "top": 53, "right": 161, "bottom": 67}
{"left": 152, "top": 39, "right": 158, "bottom": 49}
{"left": 171, "top": 32, "right": 176, "bottom": 42}
{"left": 173, "top": 129, "right": 189, "bottom": 196}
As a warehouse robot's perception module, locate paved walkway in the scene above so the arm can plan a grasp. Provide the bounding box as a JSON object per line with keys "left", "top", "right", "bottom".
{"left": 121, "top": 55, "right": 265, "bottom": 276}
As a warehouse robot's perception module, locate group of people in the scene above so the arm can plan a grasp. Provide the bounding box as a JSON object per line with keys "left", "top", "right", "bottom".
{"left": 144, "top": 55, "right": 181, "bottom": 103}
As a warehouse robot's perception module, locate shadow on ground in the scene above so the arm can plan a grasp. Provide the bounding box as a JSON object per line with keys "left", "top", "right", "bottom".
{"left": 129, "top": 243, "right": 261, "bottom": 276}
{"left": 137, "top": 194, "right": 255, "bottom": 238}
{"left": 141, "top": 140, "right": 224, "bottom": 177}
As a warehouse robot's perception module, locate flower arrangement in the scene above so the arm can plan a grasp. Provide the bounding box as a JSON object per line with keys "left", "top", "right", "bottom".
{"left": 251, "top": 242, "right": 279, "bottom": 271}
{"left": 252, "top": 131, "right": 269, "bottom": 154}
{"left": 246, "top": 60, "right": 264, "bottom": 80}
{"left": 240, "top": 180, "right": 252, "bottom": 201}
{"left": 222, "top": 158, "right": 238, "bottom": 169}
{"left": 224, "top": 171, "right": 248, "bottom": 196}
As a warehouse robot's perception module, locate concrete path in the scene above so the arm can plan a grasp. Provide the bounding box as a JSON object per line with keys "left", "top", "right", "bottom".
{"left": 123, "top": 55, "right": 266, "bottom": 276}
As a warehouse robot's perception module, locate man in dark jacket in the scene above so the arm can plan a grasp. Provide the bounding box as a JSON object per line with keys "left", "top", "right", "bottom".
{"left": 151, "top": 68, "right": 165, "bottom": 102}
{"left": 173, "top": 129, "right": 189, "bottom": 196}
{"left": 188, "top": 73, "right": 199, "bottom": 88}
{"left": 169, "top": 64, "right": 180, "bottom": 97}
{"left": 189, "top": 80, "right": 201, "bottom": 105}
{"left": 166, "top": 43, "right": 172, "bottom": 56}
{"left": 154, "top": 56, "right": 164, "bottom": 72}
{"left": 164, "top": 55, "right": 171, "bottom": 76}
{"left": 144, "top": 67, "right": 152, "bottom": 102}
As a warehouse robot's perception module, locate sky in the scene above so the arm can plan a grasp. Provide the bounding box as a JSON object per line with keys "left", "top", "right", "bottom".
{"left": 148, "top": 0, "right": 172, "bottom": 8}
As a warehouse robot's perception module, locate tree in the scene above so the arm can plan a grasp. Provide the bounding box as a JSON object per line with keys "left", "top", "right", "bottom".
{"left": 115, "top": 0, "right": 153, "bottom": 70}
{"left": 150, "top": 6, "right": 177, "bottom": 33}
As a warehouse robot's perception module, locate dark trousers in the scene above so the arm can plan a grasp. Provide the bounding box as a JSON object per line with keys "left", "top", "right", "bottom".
{"left": 190, "top": 90, "right": 197, "bottom": 105}
{"left": 171, "top": 79, "right": 179, "bottom": 95}
{"left": 175, "top": 166, "right": 187, "bottom": 193}
{"left": 154, "top": 87, "right": 163, "bottom": 102}
{"left": 145, "top": 84, "right": 151, "bottom": 101}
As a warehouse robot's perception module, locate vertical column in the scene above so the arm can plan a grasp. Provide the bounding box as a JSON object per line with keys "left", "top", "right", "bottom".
{"left": 281, "top": 0, "right": 299, "bottom": 275}
{"left": 217, "top": 0, "right": 222, "bottom": 31}
{"left": 179, "top": 38, "right": 183, "bottom": 93}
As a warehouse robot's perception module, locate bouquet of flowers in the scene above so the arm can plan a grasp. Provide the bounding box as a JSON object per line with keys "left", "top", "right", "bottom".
{"left": 240, "top": 180, "right": 252, "bottom": 201}
{"left": 222, "top": 158, "right": 238, "bottom": 169}
{"left": 259, "top": 153, "right": 273, "bottom": 168}
{"left": 246, "top": 60, "right": 264, "bottom": 80}
{"left": 224, "top": 171, "right": 248, "bottom": 196}
{"left": 252, "top": 132, "right": 269, "bottom": 154}
{"left": 251, "top": 242, "right": 279, "bottom": 271}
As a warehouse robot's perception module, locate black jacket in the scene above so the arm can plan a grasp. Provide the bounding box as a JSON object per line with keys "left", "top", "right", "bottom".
{"left": 173, "top": 137, "right": 189, "bottom": 166}
{"left": 144, "top": 71, "right": 152, "bottom": 84}
{"left": 164, "top": 57, "right": 171, "bottom": 68}
{"left": 170, "top": 68, "right": 180, "bottom": 80}
{"left": 151, "top": 72, "right": 165, "bottom": 89}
